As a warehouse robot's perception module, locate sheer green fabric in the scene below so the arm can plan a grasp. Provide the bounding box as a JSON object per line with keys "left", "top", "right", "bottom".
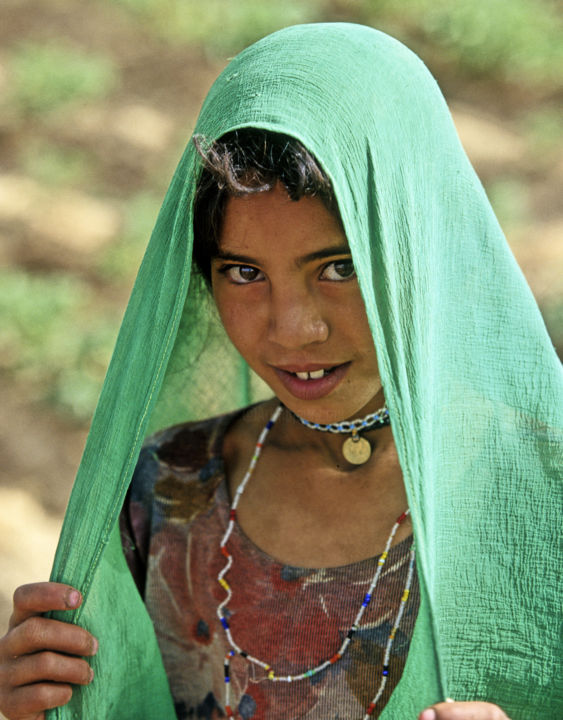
{"left": 47, "top": 23, "right": 562, "bottom": 719}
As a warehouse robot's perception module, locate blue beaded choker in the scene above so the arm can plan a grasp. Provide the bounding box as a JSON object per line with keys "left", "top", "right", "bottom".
{"left": 292, "top": 405, "right": 390, "bottom": 464}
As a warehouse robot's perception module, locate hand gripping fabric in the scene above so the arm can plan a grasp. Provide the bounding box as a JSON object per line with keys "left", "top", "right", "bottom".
{"left": 47, "top": 23, "right": 563, "bottom": 719}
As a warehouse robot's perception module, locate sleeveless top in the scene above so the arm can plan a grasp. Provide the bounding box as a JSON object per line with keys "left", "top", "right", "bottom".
{"left": 120, "top": 408, "right": 420, "bottom": 719}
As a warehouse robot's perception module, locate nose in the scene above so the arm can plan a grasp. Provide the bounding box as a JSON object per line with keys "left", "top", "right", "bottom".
{"left": 267, "top": 285, "right": 329, "bottom": 349}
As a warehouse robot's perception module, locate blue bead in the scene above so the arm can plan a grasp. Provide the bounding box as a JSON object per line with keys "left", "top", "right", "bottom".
{"left": 266, "top": 420, "right": 274, "bottom": 429}
{"left": 221, "top": 617, "right": 229, "bottom": 630}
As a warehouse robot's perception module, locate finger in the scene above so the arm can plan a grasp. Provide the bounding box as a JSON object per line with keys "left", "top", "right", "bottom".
{"left": 6, "top": 617, "right": 98, "bottom": 659}
{"left": 419, "top": 701, "right": 510, "bottom": 720}
{"left": 0, "top": 651, "right": 94, "bottom": 688}
{"left": 0, "top": 681, "right": 73, "bottom": 719}
{"left": 10, "top": 584, "right": 82, "bottom": 629}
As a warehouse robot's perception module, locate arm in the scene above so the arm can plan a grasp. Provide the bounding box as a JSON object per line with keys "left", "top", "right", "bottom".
{"left": 0, "top": 583, "right": 97, "bottom": 720}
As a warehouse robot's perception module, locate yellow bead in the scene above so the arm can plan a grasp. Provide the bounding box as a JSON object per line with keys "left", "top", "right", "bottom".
{"left": 268, "top": 670, "right": 275, "bottom": 680}
{"left": 401, "top": 589, "right": 410, "bottom": 602}
{"left": 219, "top": 578, "right": 230, "bottom": 591}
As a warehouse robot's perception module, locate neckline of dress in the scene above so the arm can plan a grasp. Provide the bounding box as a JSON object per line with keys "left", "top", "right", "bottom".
{"left": 213, "top": 474, "right": 413, "bottom": 573}
{"left": 206, "top": 401, "right": 414, "bottom": 572}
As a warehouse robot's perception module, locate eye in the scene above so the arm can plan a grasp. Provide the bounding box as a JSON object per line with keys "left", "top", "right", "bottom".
{"left": 320, "top": 259, "right": 356, "bottom": 281}
{"left": 221, "top": 264, "right": 264, "bottom": 284}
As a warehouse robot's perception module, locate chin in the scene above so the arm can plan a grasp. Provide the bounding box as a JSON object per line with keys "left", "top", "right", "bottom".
{"left": 281, "top": 395, "right": 382, "bottom": 425}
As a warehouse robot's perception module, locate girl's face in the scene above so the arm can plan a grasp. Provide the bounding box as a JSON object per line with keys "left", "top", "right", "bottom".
{"left": 211, "top": 183, "right": 382, "bottom": 423}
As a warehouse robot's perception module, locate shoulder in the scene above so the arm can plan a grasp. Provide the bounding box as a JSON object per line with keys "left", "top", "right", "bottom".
{"left": 122, "top": 407, "right": 266, "bottom": 593}
{"left": 129, "top": 403, "right": 274, "bottom": 518}
{"left": 142, "top": 412, "right": 235, "bottom": 475}
{"left": 121, "top": 409, "right": 243, "bottom": 577}
{"left": 131, "top": 409, "right": 240, "bottom": 504}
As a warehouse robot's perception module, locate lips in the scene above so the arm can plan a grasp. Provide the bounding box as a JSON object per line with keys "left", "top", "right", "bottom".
{"left": 272, "top": 362, "right": 350, "bottom": 401}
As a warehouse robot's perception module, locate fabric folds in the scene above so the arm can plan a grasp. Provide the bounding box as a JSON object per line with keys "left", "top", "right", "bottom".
{"left": 47, "top": 23, "right": 562, "bottom": 719}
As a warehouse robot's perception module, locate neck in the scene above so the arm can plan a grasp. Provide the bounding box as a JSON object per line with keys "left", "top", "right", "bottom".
{"left": 274, "top": 404, "right": 395, "bottom": 473}
{"left": 224, "top": 399, "right": 409, "bottom": 568}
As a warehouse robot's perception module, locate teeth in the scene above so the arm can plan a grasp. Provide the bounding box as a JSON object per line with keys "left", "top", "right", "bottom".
{"left": 309, "top": 369, "right": 325, "bottom": 379}
{"left": 294, "top": 369, "right": 327, "bottom": 380}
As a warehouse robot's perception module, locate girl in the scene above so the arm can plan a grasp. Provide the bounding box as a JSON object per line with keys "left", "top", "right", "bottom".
{"left": 0, "top": 23, "right": 560, "bottom": 720}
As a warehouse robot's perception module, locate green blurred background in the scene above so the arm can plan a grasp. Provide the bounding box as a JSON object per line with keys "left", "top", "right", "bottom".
{"left": 0, "top": 0, "right": 561, "bottom": 641}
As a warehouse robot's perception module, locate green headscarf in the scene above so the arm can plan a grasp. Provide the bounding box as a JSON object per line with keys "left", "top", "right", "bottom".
{"left": 48, "top": 23, "right": 562, "bottom": 719}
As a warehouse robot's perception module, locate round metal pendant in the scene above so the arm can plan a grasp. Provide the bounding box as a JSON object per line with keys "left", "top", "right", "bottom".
{"left": 342, "top": 435, "right": 372, "bottom": 465}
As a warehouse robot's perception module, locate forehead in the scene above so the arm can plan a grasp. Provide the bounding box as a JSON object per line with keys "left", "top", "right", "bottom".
{"left": 219, "top": 183, "right": 347, "bottom": 253}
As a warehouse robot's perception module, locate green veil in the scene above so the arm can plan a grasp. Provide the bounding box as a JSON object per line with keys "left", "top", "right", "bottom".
{"left": 47, "top": 23, "right": 562, "bottom": 719}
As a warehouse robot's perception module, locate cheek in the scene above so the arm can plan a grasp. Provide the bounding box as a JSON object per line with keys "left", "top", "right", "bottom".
{"left": 214, "top": 293, "right": 257, "bottom": 355}
{"left": 340, "top": 294, "right": 373, "bottom": 340}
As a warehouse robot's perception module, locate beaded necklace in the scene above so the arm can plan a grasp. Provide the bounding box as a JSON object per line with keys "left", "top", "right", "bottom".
{"left": 293, "top": 404, "right": 390, "bottom": 465}
{"left": 216, "top": 404, "right": 416, "bottom": 719}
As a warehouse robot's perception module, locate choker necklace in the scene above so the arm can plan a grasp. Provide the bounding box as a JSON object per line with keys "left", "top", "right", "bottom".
{"left": 293, "top": 404, "right": 389, "bottom": 465}
{"left": 217, "top": 404, "right": 415, "bottom": 719}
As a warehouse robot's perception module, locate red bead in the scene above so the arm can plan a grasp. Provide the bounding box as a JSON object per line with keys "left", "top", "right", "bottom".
{"left": 396, "top": 511, "right": 408, "bottom": 524}
{"left": 221, "top": 546, "right": 230, "bottom": 558}
{"left": 366, "top": 701, "right": 376, "bottom": 715}
{"left": 230, "top": 510, "right": 236, "bottom": 521}
{"left": 225, "top": 706, "right": 234, "bottom": 717}
{"left": 329, "top": 653, "right": 341, "bottom": 664}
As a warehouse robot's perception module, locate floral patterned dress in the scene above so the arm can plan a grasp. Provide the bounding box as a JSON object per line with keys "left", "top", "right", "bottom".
{"left": 120, "top": 408, "right": 419, "bottom": 720}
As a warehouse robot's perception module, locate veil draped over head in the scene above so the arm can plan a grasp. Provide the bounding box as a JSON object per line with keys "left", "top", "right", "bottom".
{"left": 47, "top": 24, "right": 562, "bottom": 719}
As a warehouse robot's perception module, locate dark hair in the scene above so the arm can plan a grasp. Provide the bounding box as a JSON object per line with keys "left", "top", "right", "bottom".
{"left": 192, "top": 129, "right": 337, "bottom": 283}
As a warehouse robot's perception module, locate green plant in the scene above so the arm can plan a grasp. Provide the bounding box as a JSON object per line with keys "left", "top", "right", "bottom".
{"left": 365, "top": 0, "right": 563, "bottom": 86}
{"left": 95, "top": 192, "right": 163, "bottom": 282}
{"left": 520, "top": 108, "right": 563, "bottom": 157}
{"left": 105, "top": 0, "right": 563, "bottom": 87}
{"left": 485, "top": 177, "right": 531, "bottom": 230}
{"left": 19, "top": 140, "right": 95, "bottom": 187}
{"left": 108, "top": 0, "right": 325, "bottom": 54}
{"left": 9, "top": 41, "right": 118, "bottom": 116}
{"left": 0, "top": 270, "right": 119, "bottom": 421}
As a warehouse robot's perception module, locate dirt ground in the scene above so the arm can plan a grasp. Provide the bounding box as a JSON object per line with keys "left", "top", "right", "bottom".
{"left": 0, "top": 1, "right": 561, "bottom": 695}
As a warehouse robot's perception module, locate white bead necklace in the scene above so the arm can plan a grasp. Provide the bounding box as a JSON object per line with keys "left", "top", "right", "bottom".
{"left": 216, "top": 404, "right": 415, "bottom": 719}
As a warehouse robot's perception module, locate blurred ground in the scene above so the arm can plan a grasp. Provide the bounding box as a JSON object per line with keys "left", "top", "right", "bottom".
{"left": 0, "top": 0, "right": 561, "bottom": 676}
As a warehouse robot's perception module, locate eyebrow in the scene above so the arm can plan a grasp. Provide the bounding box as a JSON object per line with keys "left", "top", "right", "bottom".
{"left": 213, "top": 244, "right": 352, "bottom": 267}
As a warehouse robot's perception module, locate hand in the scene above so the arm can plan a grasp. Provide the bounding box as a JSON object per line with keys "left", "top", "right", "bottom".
{"left": 0, "top": 582, "right": 98, "bottom": 720}
{"left": 419, "top": 700, "right": 510, "bottom": 720}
